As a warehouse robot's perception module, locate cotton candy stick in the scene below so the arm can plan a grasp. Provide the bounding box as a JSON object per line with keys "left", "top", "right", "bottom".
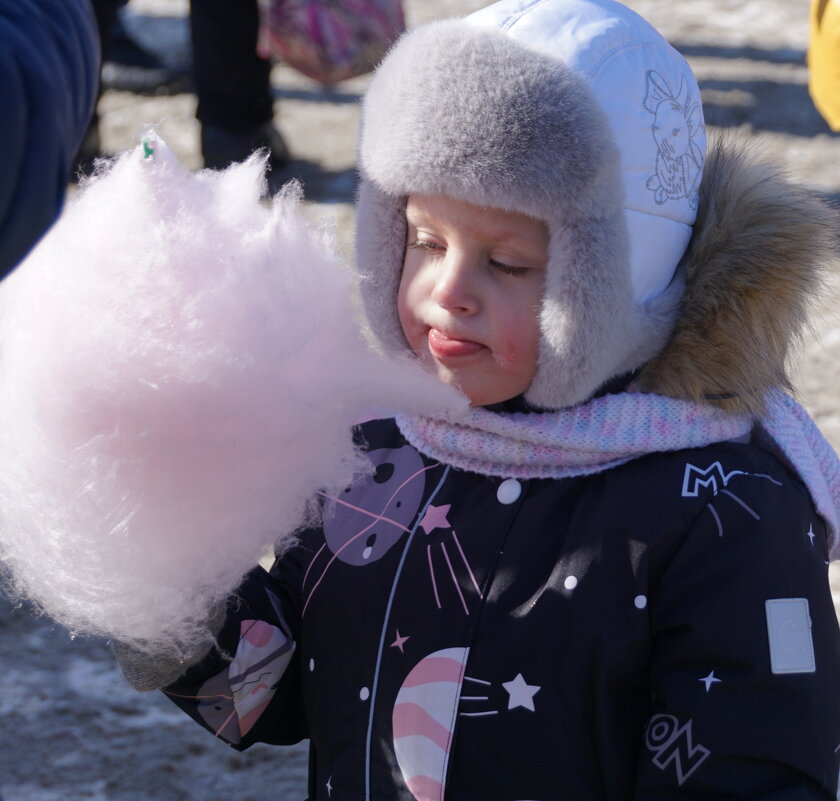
{"left": 0, "top": 136, "right": 463, "bottom": 658}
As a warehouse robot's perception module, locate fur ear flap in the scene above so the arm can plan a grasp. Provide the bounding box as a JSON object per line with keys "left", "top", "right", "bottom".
{"left": 636, "top": 135, "right": 839, "bottom": 415}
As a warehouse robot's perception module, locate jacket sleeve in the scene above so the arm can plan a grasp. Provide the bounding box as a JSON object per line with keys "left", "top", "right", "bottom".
{"left": 636, "top": 466, "right": 840, "bottom": 799}
{"left": 160, "top": 563, "right": 307, "bottom": 750}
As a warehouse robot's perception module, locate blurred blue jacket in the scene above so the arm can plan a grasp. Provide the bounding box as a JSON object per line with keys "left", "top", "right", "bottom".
{"left": 0, "top": 0, "right": 99, "bottom": 280}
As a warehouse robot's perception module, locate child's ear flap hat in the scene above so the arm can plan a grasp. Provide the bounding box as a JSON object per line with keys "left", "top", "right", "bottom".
{"left": 356, "top": 0, "right": 707, "bottom": 410}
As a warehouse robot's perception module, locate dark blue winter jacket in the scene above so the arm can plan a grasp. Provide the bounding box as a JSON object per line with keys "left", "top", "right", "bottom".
{"left": 162, "top": 416, "right": 840, "bottom": 800}
{"left": 0, "top": 0, "right": 99, "bottom": 280}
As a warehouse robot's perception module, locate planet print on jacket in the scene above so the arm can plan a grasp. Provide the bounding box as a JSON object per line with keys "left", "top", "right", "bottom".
{"left": 392, "top": 647, "right": 543, "bottom": 801}
{"left": 302, "top": 445, "right": 431, "bottom": 612}
{"left": 393, "top": 647, "right": 470, "bottom": 801}
{"left": 179, "top": 619, "right": 294, "bottom": 745}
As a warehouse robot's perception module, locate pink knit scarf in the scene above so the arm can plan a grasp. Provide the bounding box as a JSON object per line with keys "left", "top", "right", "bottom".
{"left": 396, "top": 390, "right": 840, "bottom": 557}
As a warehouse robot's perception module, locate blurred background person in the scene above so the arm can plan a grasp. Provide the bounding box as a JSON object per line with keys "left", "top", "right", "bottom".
{"left": 190, "top": 0, "right": 289, "bottom": 170}
{"left": 77, "top": 0, "right": 189, "bottom": 172}
{"left": 808, "top": 0, "right": 840, "bottom": 130}
{"left": 79, "top": 0, "right": 287, "bottom": 172}
{"left": 1, "top": 0, "right": 99, "bottom": 280}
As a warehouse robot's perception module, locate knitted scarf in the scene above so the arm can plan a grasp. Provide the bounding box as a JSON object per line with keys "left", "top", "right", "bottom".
{"left": 396, "top": 390, "right": 840, "bottom": 557}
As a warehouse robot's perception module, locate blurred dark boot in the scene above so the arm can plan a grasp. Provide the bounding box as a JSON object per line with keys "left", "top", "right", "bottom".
{"left": 101, "top": 15, "right": 190, "bottom": 95}
{"left": 200, "top": 120, "right": 290, "bottom": 170}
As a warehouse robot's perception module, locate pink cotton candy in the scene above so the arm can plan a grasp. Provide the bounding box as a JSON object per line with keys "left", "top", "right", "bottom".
{"left": 0, "top": 136, "right": 463, "bottom": 659}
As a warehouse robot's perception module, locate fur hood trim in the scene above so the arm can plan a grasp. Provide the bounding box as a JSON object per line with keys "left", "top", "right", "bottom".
{"left": 636, "top": 137, "right": 839, "bottom": 416}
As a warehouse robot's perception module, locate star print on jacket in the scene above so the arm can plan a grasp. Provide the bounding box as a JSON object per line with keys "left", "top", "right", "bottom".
{"left": 419, "top": 504, "right": 451, "bottom": 534}
{"left": 502, "top": 673, "right": 540, "bottom": 711}
{"left": 698, "top": 671, "right": 721, "bottom": 692}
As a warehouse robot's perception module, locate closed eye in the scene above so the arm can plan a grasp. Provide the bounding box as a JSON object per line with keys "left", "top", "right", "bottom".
{"left": 408, "top": 239, "right": 445, "bottom": 254}
{"left": 490, "top": 260, "right": 530, "bottom": 277}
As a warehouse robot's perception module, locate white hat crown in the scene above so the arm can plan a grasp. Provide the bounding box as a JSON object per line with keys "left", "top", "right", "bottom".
{"left": 469, "top": 0, "right": 706, "bottom": 304}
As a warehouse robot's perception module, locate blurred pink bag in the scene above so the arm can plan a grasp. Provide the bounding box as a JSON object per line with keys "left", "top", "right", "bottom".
{"left": 256, "top": 0, "right": 405, "bottom": 85}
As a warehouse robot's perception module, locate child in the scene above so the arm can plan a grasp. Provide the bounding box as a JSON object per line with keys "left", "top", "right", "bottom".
{"left": 118, "top": 0, "right": 840, "bottom": 797}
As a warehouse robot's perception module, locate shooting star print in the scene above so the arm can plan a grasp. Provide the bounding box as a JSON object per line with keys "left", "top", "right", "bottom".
{"left": 392, "top": 648, "right": 544, "bottom": 801}
{"left": 420, "top": 504, "right": 451, "bottom": 533}
{"left": 426, "top": 527, "right": 483, "bottom": 615}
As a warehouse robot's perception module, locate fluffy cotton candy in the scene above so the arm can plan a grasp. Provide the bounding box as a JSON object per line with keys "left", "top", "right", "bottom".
{"left": 0, "top": 136, "right": 463, "bottom": 659}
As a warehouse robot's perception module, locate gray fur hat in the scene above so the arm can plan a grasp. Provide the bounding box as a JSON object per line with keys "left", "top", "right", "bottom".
{"left": 356, "top": 0, "right": 706, "bottom": 409}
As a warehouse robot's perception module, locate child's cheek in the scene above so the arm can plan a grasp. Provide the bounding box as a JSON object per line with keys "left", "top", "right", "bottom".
{"left": 492, "top": 341, "right": 523, "bottom": 370}
{"left": 494, "top": 327, "right": 540, "bottom": 377}
{"left": 397, "top": 277, "right": 423, "bottom": 352}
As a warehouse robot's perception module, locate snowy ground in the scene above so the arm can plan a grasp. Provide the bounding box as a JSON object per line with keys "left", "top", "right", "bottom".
{"left": 2, "top": 1, "right": 839, "bottom": 799}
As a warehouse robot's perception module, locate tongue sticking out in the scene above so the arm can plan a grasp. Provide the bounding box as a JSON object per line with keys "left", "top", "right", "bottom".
{"left": 428, "top": 328, "right": 484, "bottom": 358}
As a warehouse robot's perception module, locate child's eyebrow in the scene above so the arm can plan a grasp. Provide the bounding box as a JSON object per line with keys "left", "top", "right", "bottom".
{"left": 406, "top": 209, "right": 525, "bottom": 239}
{"left": 404, "top": 207, "right": 436, "bottom": 228}
{"left": 404, "top": 201, "right": 547, "bottom": 257}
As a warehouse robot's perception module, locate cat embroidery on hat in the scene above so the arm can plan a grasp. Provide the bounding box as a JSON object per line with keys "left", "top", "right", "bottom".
{"left": 644, "top": 69, "right": 704, "bottom": 209}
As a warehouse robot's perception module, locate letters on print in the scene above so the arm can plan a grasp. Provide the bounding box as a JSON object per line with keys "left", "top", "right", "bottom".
{"left": 645, "top": 713, "right": 711, "bottom": 786}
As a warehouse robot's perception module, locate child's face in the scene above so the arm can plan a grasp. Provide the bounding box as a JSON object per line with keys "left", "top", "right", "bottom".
{"left": 398, "top": 194, "right": 547, "bottom": 406}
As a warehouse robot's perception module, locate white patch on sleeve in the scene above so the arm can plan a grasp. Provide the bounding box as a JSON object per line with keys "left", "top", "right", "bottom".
{"left": 765, "top": 598, "right": 816, "bottom": 674}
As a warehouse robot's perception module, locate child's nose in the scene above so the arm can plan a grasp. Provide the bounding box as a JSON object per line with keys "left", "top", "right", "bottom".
{"left": 430, "top": 252, "right": 479, "bottom": 314}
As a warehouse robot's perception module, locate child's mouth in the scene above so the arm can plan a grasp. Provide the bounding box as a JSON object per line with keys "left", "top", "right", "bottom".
{"left": 427, "top": 328, "right": 484, "bottom": 359}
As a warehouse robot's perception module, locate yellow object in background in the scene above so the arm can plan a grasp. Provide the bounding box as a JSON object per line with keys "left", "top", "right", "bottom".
{"left": 809, "top": 0, "right": 840, "bottom": 130}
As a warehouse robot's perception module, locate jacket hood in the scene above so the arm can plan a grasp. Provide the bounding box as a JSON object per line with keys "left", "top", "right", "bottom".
{"left": 636, "top": 137, "right": 838, "bottom": 416}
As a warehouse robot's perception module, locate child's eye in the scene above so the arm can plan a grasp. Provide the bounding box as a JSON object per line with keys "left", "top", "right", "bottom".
{"left": 409, "top": 239, "right": 444, "bottom": 254}
{"left": 490, "top": 260, "right": 529, "bottom": 277}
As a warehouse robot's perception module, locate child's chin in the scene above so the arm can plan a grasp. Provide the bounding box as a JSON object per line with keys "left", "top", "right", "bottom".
{"left": 462, "top": 382, "right": 521, "bottom": 408}
{"left": 419, "top": 357, "right": 524, "bottom": 407}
